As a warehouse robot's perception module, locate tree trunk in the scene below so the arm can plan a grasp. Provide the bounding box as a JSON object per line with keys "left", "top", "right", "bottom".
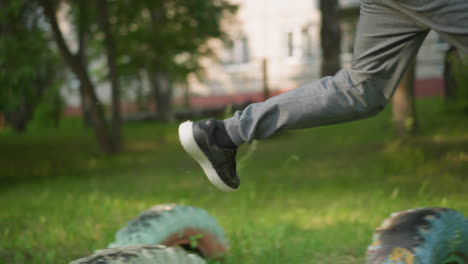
{"left": 136, "top": 71, "right": 146, "bottom": 111}
{"left": 0, "top": 113, "right": 5, "bottom": 129}
{"left": 392, "top": 61, "right": 417, "bottom": 136}
{"left": 183, "top": 80, "right": 191, "bottom": 109}
{"left": 98, "top": 0, "right": 122, "bottom": 151}
{"left": 4, "top": 106, "right": 31, "bottom": 133}
{"left": 40, "top": 0, "right": 115, "bottom": 154}
{"left": 319, "top": 0, "right": 341, "bottom": 77}
{"left": 147, "top": 7, "right": 174, "bottom": 122}
{"left": 4, "top": 76, "right": 50, "bottom": 133}
{"left": 77, "top": 0, "right": 92, "bottom": 127}
{"left": 150, "top": 71, "right": 174, "bottom": 122}
{"left": 444, "top": 45, "right": 458, "bottom": 101}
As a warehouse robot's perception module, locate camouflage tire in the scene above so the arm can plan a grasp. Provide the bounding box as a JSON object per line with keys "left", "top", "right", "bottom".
{"left": 108, "top": 204, "right": 229, "bottom": 259}
{"left": 70, "top": 245, "right": 206, "bottom": 264}
{"left": 367, "top": 207, "right": 468, "bottom": 264}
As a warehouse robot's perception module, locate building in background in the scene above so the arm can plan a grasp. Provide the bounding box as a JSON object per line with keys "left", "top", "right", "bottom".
{"left": 181, "top": 0, "right": 448, "bottom": 106}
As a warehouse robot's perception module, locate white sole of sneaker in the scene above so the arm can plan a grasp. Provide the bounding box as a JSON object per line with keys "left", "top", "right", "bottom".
{"left": 178, "top": 121, "right": 236, "bottom": 192}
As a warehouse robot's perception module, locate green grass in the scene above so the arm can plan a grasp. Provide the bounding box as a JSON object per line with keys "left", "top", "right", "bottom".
{"left": 1, "top": 97, "right": 468, "bottom": 264}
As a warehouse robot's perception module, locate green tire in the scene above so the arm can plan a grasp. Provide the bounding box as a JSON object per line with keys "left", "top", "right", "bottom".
{"left": 367, "top": 207, "right": 468, "bottom": 264}
{"left": 70, "top": 245, "right": 206, "bottom": 264}
{"left": 109, "top": 204, "right": 229, "bottom": 259}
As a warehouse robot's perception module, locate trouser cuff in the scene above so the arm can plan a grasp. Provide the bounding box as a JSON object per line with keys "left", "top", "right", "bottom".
{"left": 223, "top": 117, "right": 244, "bottom": 146}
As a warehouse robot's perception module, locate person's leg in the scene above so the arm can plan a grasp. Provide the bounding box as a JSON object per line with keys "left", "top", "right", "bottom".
{"left": 179, "top": 0, "right": 468, "bottom": 191}
{"left": 223, "top": 0, "right": 468, "bottom": 146}
{"left": 378, "top": 0, "right": 468, "bottom": 53}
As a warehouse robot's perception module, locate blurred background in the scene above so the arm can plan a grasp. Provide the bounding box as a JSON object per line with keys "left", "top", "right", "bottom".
{"left": 1, "top": 0, "right": 467, "bottom": 263}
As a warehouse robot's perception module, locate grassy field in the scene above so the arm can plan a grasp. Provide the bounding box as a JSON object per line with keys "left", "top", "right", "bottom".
{"left": 1, "top": 97, "right": 468, "bottom": 264}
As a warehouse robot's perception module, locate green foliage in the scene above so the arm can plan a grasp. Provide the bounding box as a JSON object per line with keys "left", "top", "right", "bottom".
{"left": 29, "top": 84, "right": 64, "bottom": 130}
{"left": 57, "top": 0, "right": 238, "bottom": 123}
{"left": 2, "top": 0, "right": 237, "bottom": 113}
{"left": 63, "top": 0, "right": 237, "bottom": 86}
{"left": 0, "top": 1, "right": 43, "bottom": 111}
{"left": 188, "top": 234, "right": 204, "bottom": 249}
{"left": 0, "top": 0, "right": 64, "bottom": 132}
{"left": 114, "top": 0, "right": 238, "bottom": 81}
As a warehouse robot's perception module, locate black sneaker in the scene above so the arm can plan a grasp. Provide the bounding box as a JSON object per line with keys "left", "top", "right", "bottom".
{"left": 178, "top": 119, "right": 240, "bottom": 192}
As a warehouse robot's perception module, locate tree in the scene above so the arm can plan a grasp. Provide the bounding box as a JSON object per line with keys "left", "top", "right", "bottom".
{"left": 39, "top": 0, "right": 117, "bottom": 154}
{"left": 0, "top": 0, "right": 236, "bottom": 152}
{"left": 319, "top": 0, "right": 341, "bottom": 77}
{"left": 76, "top": 0, "right": 92, "bottom": 127}
{"left": 392, "top": 61, "right": 417, "bottom": 136}
{"left": 444, "top": 45, "right": 458, "bottom": 102}
{"left": 444, "top": 47, "right": 468, "bottom": 113}
{"left": 0, "top": 0, "right": 63, "bottom": 132}
{"left": 97, "top": 0, "right": 122, "bottom": 151}
{"left": 35, "top": 0, "right": 236, "bottom": 152}
{"left": 114, "top": 0, "right": 237, "bottom": 121}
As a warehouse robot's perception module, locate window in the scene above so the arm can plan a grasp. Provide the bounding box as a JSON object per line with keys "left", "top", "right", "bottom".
{"left": 225, "top": 36, "right": 250, "bottom": 65}
{"left": 286, "top": 26, "right": 314, "bottom": 58}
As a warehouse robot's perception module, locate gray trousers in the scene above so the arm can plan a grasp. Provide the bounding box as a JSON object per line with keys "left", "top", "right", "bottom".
{"left": 224, "top": 0, "right": 468, "bottom": 146}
